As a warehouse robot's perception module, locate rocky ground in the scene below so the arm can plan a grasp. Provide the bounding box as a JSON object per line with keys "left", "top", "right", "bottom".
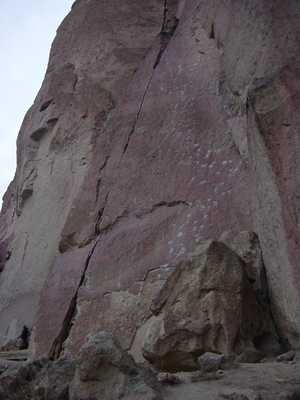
{"left": 0, "top": 334, "right": 299, "bottom": 399}
{"left": 161, "top": 357, "right": 300, "bottom": 400}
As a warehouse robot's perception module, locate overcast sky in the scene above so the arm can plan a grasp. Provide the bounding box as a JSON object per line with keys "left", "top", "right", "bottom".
{"left": 0, "top": 0, "right": 74, "bottom": 204}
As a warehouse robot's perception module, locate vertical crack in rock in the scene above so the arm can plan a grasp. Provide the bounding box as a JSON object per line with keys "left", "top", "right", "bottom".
{"left": 49, "top": 1, "right": 180, "bottom": 360}
{"left": 0, "top": 211, "right": 15, "bottom": 242}
{"left": 162, "top": 0, "right": 168, "bottom": 32}
{"left": 122, "top": 0, "right": 178, "bottom": 156}
{"left": 95, "top": 156, "right": 110, "bottom": 202}
{"left": 122, "top": 68, "right": 155, "bottom": 156}
{"left": 48, "top": 194, "right": 109, "bottom": 361}
{"left": 21, "top": 235, "right": 29, "bottom": 269}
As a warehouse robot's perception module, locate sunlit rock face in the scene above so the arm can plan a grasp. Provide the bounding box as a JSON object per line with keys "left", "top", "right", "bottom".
{"left": 0, "top": 0, "right": 299, "bottom": 359}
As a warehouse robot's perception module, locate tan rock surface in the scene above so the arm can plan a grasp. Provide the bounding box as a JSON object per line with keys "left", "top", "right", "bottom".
{"left": 69, "top": 331, "right": 163, "bottom": 400}
{"left": 142, "top": 240, "right": 268, "bottom": 372}
{"left": 0, "top": 0, "right": 299, "bottom": 367}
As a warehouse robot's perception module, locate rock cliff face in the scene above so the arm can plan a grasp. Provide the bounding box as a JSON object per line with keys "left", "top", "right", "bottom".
{"left": 0, "top": 0, "right": 300, "bottom": 362}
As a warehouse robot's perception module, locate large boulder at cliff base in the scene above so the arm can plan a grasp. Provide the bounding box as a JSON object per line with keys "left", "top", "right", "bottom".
{"left": 0, "top": 0, "right": 299, "bottom": 389}
{"left": 142, "top": 240, "right": 270, "bottom": 372}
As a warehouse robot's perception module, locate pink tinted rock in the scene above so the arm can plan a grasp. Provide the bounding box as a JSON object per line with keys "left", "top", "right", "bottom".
{"left": 0, "top": 0, "right": 300, "bottom": 362}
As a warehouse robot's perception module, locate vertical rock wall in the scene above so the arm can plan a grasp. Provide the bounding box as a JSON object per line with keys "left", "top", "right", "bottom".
{"left": 0, "top": 0, "right": 299, "bottom": 358}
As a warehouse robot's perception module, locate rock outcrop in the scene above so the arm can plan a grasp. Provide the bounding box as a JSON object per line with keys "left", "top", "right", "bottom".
{"left": 142, "top": 240, "right": 274, "bottom": 372}
{"left": 0, "top": 331, "right": 163, "bottom": 400}
{"left": 69, "top": 331, "right": 163, "bottom": 400}
{"left": 0, "top": 356, "right": 75, "bottom": 400}
{"left": 0, "top": 0, "right": 299, "bottom": 364}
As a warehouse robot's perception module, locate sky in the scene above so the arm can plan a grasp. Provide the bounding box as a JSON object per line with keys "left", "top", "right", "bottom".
{"left": 0, "top": 0, "right": 74, "bottom": 203}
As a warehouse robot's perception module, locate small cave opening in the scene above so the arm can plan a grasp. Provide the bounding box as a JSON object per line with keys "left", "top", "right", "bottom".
{"left": 253, "top": 332, "right": 283, "bottom": 356}
{"left": 40, "top": 99, "right": 53, "bottom": 112}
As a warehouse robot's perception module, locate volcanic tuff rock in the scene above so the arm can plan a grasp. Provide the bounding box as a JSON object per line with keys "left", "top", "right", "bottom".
{"left": 0, "top": 332, "right": 162, "bottom": 400}
{"left": 69, "top": 331, "right": 163, "bottom": 400}
{"left": 0, "top": 356, "right": 76, "bottom": 400}
{"left": 141, "top": 239, "right": 273, "bottom": 372}
{"left": 0, "top": 0, "right": 300, "bottom": 363}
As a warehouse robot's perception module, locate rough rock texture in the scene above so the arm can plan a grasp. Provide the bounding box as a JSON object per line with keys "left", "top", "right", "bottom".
{"left": 0, "top": 0, "right": 300, "bottom": 362}
{"left": 0, "top": 332, "right": 162, "bottom": 400}
{"left": 0, "top": 356, "right": 75, "bottom": 400}
{"left": 163, "top": 360, "right": 300, "bottom": 400}
{"left": 230, "top": 231, "right": 282, "bottom": 356}
{"left": 69, "top": 331, "right": 163, "bottom": 400}
{"left": 141, "top": 240, "right": 270, "bottom": 371}
{"left": 197, "top": 352, "right": 229, "bottom": 373}
{"left": 2, "top": 337, "right": 26, "bottom": 351}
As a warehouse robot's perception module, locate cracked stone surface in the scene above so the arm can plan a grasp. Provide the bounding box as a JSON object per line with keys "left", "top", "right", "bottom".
{"left": 141, "top": 240, "right": 275, "bottom": 372}
{"left": 0, "top": 0, "right": 300, "bottom": 364}
{"left": 69, "top": 331, "right": 163, "bottom": 400}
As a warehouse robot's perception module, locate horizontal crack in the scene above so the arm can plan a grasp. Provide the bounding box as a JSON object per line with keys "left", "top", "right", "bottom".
{"left": 151, "top": 200, "right": 191, "bottom": 211}
{"left": 100, "top": 200, "right": 192, "bottom": 234}
{"left": 140, "top": 263, "right": 172, "bottom": 284}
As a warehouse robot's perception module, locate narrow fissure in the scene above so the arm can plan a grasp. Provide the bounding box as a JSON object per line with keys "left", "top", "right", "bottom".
{"left": 122, "top": 68, "right": 155, "bottom": 156}
{"left": 162, "top": 0, "right": 167, "bottom": 32}
{"left": 95, "top": 156, "right": 110, "bottom": 202}
{"left": 0, "top": 210, "right": 15, "bottom": 242}
{"left": 151, "top": 200, "right": 190, "bottom": 211}
{"left": 48, "top": 194, "right": 109, "bottom": 361}
{"left": 260, "top": 263, "right": 288, "bottom": 351}
{"left": 122, "top": 0, "right": 178, "bottom": 157}
{"left": 48, "top": 1, "right": 180, "bottom": 360}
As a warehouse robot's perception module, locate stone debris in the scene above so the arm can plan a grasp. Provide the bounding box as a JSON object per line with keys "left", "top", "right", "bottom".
{"left": 157, "top": 373, "right": 181, "bottom": 384}
{"left": 69, "top": 331, "right": 163, "bottom": 400}
{"left": 198, "top": 352, "right": 229, "bottom": 373}
{"left": 0, "top": 356, "right": 76, "bottom": 400}
{"left": 276, "top": 350, "right": 295, "bottom": 362}
{"left": 0, "top": 349, "right": 28, "bottom": 374}
{"left": 0, "top": 331, "right": 163, "bottom": 400}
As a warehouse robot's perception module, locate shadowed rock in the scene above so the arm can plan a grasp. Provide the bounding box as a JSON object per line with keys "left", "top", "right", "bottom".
{"left": 0, "top": 332, "right": 163, "bottom": 400}
{"left": 0, "top": 356, "right": 75, "bottom": 400}
{"left": 230, "top": 231, "right": 282, "bottom": 357}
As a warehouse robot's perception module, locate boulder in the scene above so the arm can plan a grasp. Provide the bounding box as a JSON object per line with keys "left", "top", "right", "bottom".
{"left": 276, "top": 350, "right": 295, "bottom": 363}
{"left": 0, "top": 356, "right": 75, "bottom": 400}
{"left": 142, "top": 240, "right": 266, "bottom": 372}
{"left": 69, "top": 331, "right": 163, "bottom": 400}
{"left": 198, "top": 352, "right": 229, "bottom": 373}
{"left": 2, "top": 337, "right": 26, "bottom": 351}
